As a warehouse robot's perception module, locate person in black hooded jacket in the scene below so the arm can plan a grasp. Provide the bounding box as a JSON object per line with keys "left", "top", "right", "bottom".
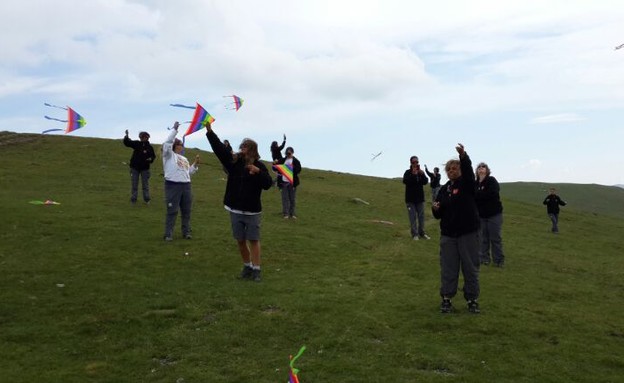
{"left": 123, "top": 130, "right": 156, "bottom": 204}
{"left": 475, "top": 162, "right": 504, "bottom": 267}
{"left": 206, "top": 122, "right": 272, "bottom": 282}
{"left": 275, "top": 147, "right": 302, "bottom": 219}
{"left": 432, "top": 143, "right": 481, "bottom": 314}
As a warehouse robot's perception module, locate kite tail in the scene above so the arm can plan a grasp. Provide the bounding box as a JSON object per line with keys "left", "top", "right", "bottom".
{"left": 44, "top": 103, "right": 68, "bottom": 110}
{"left": 42, "top": 128, "right": 64, "bottom": 134}
{"left": 170, "top": 103, "right": 197, "bottom": 109}
{"left": 44, "top": 116, "right": 68, "bottom": 123}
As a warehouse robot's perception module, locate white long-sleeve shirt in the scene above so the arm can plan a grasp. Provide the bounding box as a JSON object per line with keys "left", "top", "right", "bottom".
{"left": 162, "top": 129, "right": 198, "bottom": 183}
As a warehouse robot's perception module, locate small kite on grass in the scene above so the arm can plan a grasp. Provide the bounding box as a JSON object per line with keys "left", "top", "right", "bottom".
{"left": 43, "top": 103, "right": 86, "bottom": 134}
{"left": 288, "top": 346, "right": 306, "bottom": 383}
{"left": 273, "top": 163, "right": 294, "bottom": 184}
{"left": 223, "top": 95, "right": 244, "bottom": 111}
{"left": 29, "top": 199, "right": 60, "bottom": 205}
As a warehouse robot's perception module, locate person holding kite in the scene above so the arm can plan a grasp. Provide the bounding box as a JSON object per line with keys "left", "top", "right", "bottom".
{"left": 205, "top": 122, "right": 272, "bottom": 282}
{"left": 275, "top": 147, "right": 302, "bottom": 219}
{"left": 162, "top": 121, "right": 200, "bottom": 241}
{"left": 123, "top": 130, "right": 156, "bottom": 205}
{"left": 432, "top": 144, "right": 481, "bottom": 314}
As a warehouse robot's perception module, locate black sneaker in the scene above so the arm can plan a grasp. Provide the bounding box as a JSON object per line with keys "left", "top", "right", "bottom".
{"left": 251, "top": 269, "right": 262, "bottom": 282}
{"left": 467, "top": 300, "right": 480, "bottom": 314}
{"left": 238, "top": 265, "right": 253, "bottom": 280}
{"left": 440, "top": 299, "right": 453, "bottom": 314}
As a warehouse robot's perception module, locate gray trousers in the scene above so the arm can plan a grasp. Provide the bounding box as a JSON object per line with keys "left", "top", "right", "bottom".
{"left": 281, "top": 184, "right": 297, "bottom": 217}
{"left": 431, "top": 186, "right": 441, "bottom": 203}
{"left": 406, "top": 202, "right": 425, "bottom": 237}
{"left": 164, "top": 182, "right": 192, "bottom": 238}
{"left": 439, "top": 231, "right": 480, "bottom": 301}
{"left": 479, "top": 213, "right": 504, "bottom": 265}
{"left": 130, "top": 168, "right": 151, "bottom": 202}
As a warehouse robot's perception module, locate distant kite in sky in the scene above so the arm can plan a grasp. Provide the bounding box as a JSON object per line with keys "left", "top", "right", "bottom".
{"left": 615, "top": 43, "right": 624, "bottom": 50}
{"left": 170, "top": 103, "right": 216, "bottom": 137}
{"left": 223, "top": 95, "right": 244, "bottom": 111}
{"left": 42, "top": 103, "right": 86, "bottom": 134}
{"left": 371, "top": 151, "right": 382, "bottom": 161}
{"left": 288, "top": 346, "right": 306, "bottom": 383}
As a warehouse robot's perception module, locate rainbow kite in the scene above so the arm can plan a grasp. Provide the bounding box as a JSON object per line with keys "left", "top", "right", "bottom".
{"left": 273, "top": 163, "right": 294, "bottom": 184}
{"left": 288, "top": 346, "right": 306, "bottom": 383}
{"left": 224, "top": 95, "right": 244, "bottom": 111}
{"left": 43, "top": 103, "right": 87, "bottom": 134}
{"left": 170, "top": 103, "right": 215, "bottom": 136}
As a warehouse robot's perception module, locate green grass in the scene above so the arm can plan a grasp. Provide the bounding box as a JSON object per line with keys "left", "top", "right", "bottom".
{"left": 1, "top": 131, "right": 623, "bottom": 382}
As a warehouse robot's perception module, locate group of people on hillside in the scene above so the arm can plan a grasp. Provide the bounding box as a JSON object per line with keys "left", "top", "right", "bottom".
{"left": 122, "top": 129, "right": 566, "bottom": 310}
{"left": 403, "top": 146, "right": 566, "bottom": 314}
{"left": 123, "top": 124, "right": 301, "bottom": 282}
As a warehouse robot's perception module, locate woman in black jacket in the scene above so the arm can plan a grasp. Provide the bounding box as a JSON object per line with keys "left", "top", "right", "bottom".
{"left": 206, "top": 123, "right": 273, "bottom": 282}
{"left": 475, "top": 162, "right": 504, "bottom": 267}
{"left": 275, "top": 147, "right": 302, "bottom": 219}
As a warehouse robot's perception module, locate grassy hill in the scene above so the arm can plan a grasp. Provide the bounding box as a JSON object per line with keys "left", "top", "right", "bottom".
{"left": 1, "top": 131, "right": 623, "bottom": 382}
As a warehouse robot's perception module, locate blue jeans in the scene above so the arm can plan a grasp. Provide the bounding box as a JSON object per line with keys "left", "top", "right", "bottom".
{"left": 406, "top": 202, "right": 425, "bottom": 238}
{"left": 130, "top": 168, "right": 151, "bottom": 203}
{"left": 548, "top": 213, "right": 559, "bottom": 232}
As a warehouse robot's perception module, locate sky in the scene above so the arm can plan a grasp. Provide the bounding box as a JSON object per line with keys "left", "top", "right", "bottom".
{"left": 1, "top": 0, "right": 623, "bottom": 186}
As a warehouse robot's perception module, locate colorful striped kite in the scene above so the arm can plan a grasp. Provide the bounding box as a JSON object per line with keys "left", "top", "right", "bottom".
{"left": 170, "top": 103, "right": 215, "bottom": 136}
{"left": 273, "top": 163, "right": 294, "bottom": 184}
{"left": 288, "top": 346, "right": 306, "bottom": 383}
{"left": 223, "top": 95, "right": 244, "bottom": 111}
{"left": 43, "top": 103, "right": 87, "bottom": 134}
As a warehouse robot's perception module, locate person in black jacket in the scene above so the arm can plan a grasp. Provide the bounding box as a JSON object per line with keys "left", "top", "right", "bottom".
{"left": 403, "top": 156, "right": 430, "bottom": 240}
{"left": 123, "top": 130, "right": 156, "bottom": 204}
{"left": 475, "top": 162, "right": 505, "bottom": 267}
{"left": 425, "top": 165, "right": 442, "bottom": 202}
{"left": 543, "top": 188, "right": 566, "bottom": 233}
{"left": 432, "top": 144, "right": 481, "bottom": 314}
{"left": 206, "top": 122, "right": 273, "bottom": 282}
{"left": 276, "top": 147, "right": 302, "bottom": 219}
{"left": 270, "top": 134, "right": 287, "bottom": 162}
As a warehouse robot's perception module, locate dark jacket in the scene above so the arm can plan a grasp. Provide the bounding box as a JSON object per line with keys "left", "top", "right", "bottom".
{"left": 425, "top": 169, "right": 441, "bottom": 188}
{"left": 475, "top": 175, "right": 503, "bottom": 218}
{"left": 432, "top": 153, "right": 480, "bottom": 237}
{"left": 403, "top": 169, "right": 429, "bottom": 203}
{"left": 276, "top": 156, "right": 302, "bottom": 188}
{"left": 207, "top": 130, "right": 272, "bottom": 213}
{"left": 124, "top": 136, "right": 155, "bottom": 171}
{"left": 271, "top": 139, "right": 286, "bottom": 162}
{"left": 543, "top": 194, "right": 566, "bottom": 214}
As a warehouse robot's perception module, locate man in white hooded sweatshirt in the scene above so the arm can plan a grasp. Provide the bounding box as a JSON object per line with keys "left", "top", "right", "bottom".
{"left": 162, "top": 121, "right": 200, "bottom": 241}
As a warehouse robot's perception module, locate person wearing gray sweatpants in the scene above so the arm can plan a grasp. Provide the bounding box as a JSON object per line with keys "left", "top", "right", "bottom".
{"left": 162, "top": 122, "right": 199, "bottom": 241}
{"left": 432, "top": 143, "right": 481, "bottom": 314}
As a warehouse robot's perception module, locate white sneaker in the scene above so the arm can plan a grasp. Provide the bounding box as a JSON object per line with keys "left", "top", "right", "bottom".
{"left": 412, "top": 236, "right": 419, "bottom": 241}
{"left": 422, "top": 234, "right": 431, "bottom": 240}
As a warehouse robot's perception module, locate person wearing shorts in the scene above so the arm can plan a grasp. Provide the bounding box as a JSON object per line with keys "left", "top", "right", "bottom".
{"left": 206, "top": 122, "right": 272, "bottom": 282}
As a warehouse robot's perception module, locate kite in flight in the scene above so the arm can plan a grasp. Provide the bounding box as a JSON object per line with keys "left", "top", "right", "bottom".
{"left": 615, "top": 43, "right": 624, "bottom": 50}
{"left": 170, "top": 103, "right": 216, "bottom": 137}
{"left": 371, "top": 151, "right": 382, "bottom": 161}
{"left": 42, "top": 103, "right": 87, "bottom": 134}
{"left": 223, "top": 95, "right": 244, "bottom": 111}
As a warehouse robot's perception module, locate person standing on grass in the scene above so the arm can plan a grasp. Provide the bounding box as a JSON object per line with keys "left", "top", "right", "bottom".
{"left": 276, "top": 147, "right": 302, "bottom": 219}
{"left": 270, "top": 134, "right": 287, "bottom": 162}
{"left": 403, "top": 156, "right": 430, "bottom": 240}
{"left": 425, "top": 165, "right": 442, "bottom": 203}
{"left": 162, "top": 121, "right": 200, "bottom": 242}
{"left": 206, "top": 122, "right": 272, "bottom": 282}
{"left": 123, "top": 130, "right": 156, "bottom": 205}
{"left": 543, "top": 188, "right": 567, "bottom": 233}
{"left": 432, "top": 143, "right": 481, "bottom": 314}
{"left": 475, "top": 162, "right": 505, "bottom": 267}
